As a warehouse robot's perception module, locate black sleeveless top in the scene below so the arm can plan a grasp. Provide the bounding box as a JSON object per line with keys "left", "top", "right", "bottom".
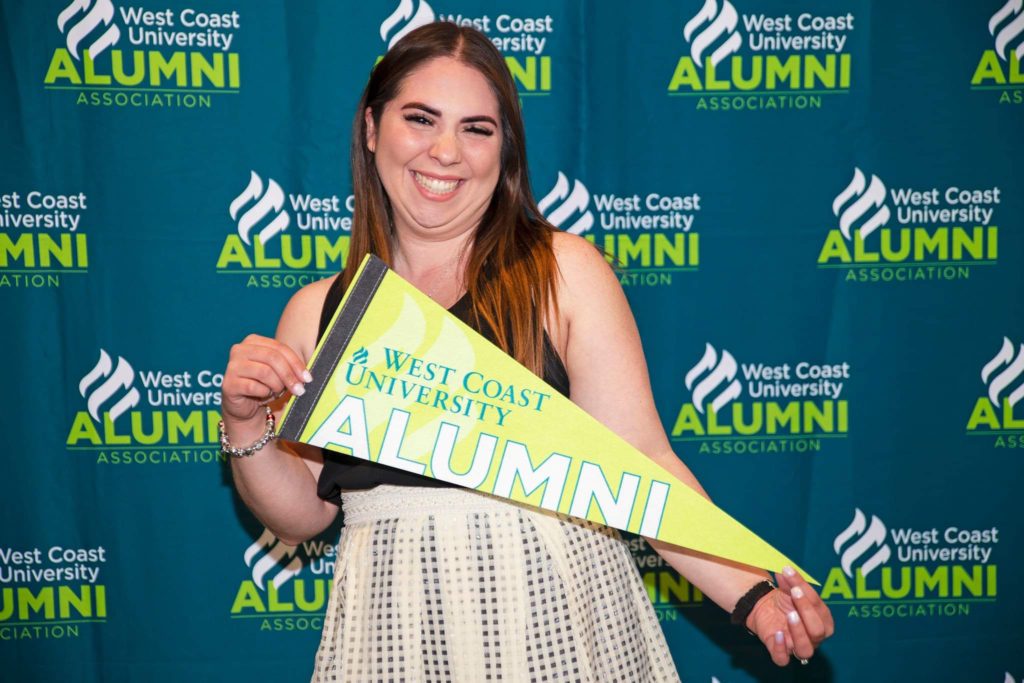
{"left": 315, "top": 275, "right": 571, "bottom": 505}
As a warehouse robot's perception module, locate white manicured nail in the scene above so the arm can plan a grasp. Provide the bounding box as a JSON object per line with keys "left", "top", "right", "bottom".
{"left": 791, "top": 587, "right": 804, "bottom": 599}
{"left": 783, "top": 566, "right": 796, "bottom": 577}
{"left": 774, "top": 631, "right": 784, "bottom": 644}
{"left": 291, "top": 383, "right": 306, "bottom": 396}
{"left": 787, "top": 610, "right": 800, "bottom": 625}
{"left": 302, "top": 370, "right": 313, "bottom": 383}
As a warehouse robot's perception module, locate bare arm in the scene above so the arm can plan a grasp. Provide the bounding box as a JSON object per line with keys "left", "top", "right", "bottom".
{"left": 221, "top": 276, "right": 340, "bottom": 545}
{"left": 550, "top": 233, "right": 767, "bottom": 602}
{"left": 550, "top": 232, "right": 832, "bottom": 664}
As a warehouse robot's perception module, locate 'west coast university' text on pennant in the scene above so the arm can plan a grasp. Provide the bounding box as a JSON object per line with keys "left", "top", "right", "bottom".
{"left": 279, "top": 255, "right": 816, "bottom": 584}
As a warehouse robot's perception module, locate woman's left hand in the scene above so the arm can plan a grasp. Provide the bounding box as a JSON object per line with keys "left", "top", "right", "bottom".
{"left": 746, "top": 567, "right": 835, "bottom": 666}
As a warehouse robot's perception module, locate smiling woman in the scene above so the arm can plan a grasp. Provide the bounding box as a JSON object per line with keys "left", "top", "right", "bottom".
{"left": 345, "top": 25, "right": 560, "bottom": 378}
{"left": 363, "top": 59, "right": 503, "bottom": 268}
{"left": 220, "top": 21, "right": 832, "bottom": 683}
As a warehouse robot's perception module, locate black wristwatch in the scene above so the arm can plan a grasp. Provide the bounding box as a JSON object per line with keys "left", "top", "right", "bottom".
{"left": 730, "top": 580, "right": 776, "bottom": 630}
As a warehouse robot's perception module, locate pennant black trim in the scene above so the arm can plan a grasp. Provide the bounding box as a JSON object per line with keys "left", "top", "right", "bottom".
{"left": 278, "top": 255, "right": 388, "bottom": 442}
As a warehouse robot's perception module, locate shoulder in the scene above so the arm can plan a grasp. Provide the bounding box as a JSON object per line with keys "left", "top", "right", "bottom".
{"left": 550, "top": 230, "right": 623, "bottom": 321}
{"left": 275, "top": 273, "right": 340, "bottom": 363}
{"left": 551, "top": 229, "right": 612, "bottom": 279}
{"left": 544, "top": 231, "right": 625, "bottom": 360}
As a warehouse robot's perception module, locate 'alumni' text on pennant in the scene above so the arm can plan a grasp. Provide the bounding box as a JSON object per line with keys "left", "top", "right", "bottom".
{"left": 279, "top": 255, "right": 816, "bottom": 584}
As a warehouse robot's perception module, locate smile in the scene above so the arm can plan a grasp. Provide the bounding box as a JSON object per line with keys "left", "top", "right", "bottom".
{"left": 412, "top": 171, "right": 462, "bottom": 197}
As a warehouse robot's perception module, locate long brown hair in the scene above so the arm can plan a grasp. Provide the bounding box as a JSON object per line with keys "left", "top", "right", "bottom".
{"left": 346, "top": 22, "right": 558, "bottom": 375}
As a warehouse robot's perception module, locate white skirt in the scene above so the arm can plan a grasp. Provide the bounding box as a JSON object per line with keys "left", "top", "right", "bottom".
{"left": 311, "top": 485, "right": 680, "bottom": 683}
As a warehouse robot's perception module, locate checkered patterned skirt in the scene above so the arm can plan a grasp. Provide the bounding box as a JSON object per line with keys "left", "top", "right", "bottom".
{"left": 311, "top": 484, "right": 681, "bottom": 683}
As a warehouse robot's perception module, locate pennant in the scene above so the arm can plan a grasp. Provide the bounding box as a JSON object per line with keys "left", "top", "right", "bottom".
{"left": 279, "top": 255, "right": 816, "bottom": 584}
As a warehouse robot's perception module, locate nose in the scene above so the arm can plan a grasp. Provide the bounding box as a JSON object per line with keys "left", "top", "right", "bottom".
{"left": 429, "top": 129, "right": 461, "bottom": 166}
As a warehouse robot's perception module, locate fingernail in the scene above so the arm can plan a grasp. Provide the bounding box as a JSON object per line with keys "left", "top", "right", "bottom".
{"left": 783, "top": 566, "right": 796, "bottom": 577}
{"left": 774, "top": 631, "right": 784, "bottom": 644}
{"left": 302, "top": 370, "right": 313, "bottom": 383}
{"left": 787, "top": 610, "right": 800, "bottom": 625}
{"left": 291, "top": 383, "right": 306, "bottom": 396}
{"left": 791, "top": 587, "right": 804, "bottom": 599}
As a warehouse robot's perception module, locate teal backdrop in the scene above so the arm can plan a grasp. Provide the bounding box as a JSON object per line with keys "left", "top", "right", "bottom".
{"left": 1, "top": 0, "right": 1022, "bottom": 681}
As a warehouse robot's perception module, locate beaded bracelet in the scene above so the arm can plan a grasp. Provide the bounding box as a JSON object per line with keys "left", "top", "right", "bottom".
{"left": 219, "top": 406, "right": 277, "bottom": 458}
{"left": 730, "top": 579, "right": 776, "bottom": 630}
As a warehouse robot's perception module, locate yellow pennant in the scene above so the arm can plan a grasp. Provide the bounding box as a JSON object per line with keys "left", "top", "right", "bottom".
{"left": 280, "top": 255, "right": 816, "bottom": 584}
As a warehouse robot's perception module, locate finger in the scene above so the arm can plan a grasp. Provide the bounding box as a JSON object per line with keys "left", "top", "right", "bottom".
{"left": 226, "top": 339, "right": 301, "bottom": 397}
{"left": 231, "top": 370, "right": 290, "bottom": 415}
{"left": 241, "top": 333, "right": 275, "bottom": 347}
{"left": 785, "top": 606, "right": 815, "bottom": 661}
{"left": 770, "top": 574, "right": 795, "bottom": 612}
{"left": 220, "top": 378, "right": 275, "bottom": 423}
{"left": 813, "top": 584, "right": 836, "bottom": 638}
{"left": 783, "top": 565, "right": 824, "bottom": 597}
{"left": 222, "top": 368, "right": 273, "bottom": 400}
{"left": 767, "top": 629, "right": 789, "bottom": 667}
{"left": 775, "top": 568, "right": 795, "bottom": 594}
{"left": 234, "top": 378, "right": 277, "bottom": 402}
{"left": 246, "top": 336, "right": 313, "bottom": 384}
{"left": 783, "top": 566, "right": 834, "bottom": 639}
{"left": 240, "top": 346, "right": 307, "bottom": 395}
{"left": 236, "top": 359, "right": 288, "bottom": 396}
{"left": 242, "top": 340, "right": 304, "bottom": 381}
{"left": 224, "top": 369, "right": 281, "bottom": 402}
{"left": 790, "top": 585, "right": 828, "bottom": 644}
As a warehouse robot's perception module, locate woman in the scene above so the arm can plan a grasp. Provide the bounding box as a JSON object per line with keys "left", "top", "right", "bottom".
{"left": 220, "top": 23, "right": 833, "bottom": 682}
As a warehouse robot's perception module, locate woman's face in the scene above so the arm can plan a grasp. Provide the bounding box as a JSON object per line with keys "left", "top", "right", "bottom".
{"left": 366, "top": 56, "right": 503, "bottom": 242}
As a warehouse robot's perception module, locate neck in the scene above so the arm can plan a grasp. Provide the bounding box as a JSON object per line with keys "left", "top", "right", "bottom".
{"left": 391, "top": 228, "right": 473, "bottom": 279}
{"left": 390, "top": 227, "right": 475, "bottom": 305}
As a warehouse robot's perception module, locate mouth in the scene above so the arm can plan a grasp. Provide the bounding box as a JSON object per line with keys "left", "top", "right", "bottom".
{"left": 412, "top": 170, "right": 463, "bottom": 198}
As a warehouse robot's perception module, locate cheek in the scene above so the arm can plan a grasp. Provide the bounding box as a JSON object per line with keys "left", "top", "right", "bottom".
{"left": 466, "top": 144, "right": 502, "bottom": 180}
{"left": 376, "top": 125, "right": 423, "bottom": 170}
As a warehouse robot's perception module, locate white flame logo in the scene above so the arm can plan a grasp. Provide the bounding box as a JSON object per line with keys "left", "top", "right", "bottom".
{"left": 834, "top": 508, "right": 891, "bottom": 578}
{"left": 57, "top": 0, "right": 121, "bottom": 61}
{"left": 683, "top": 0, "right": 743, "bottom": 69}
{"left": 538, "top": 172, "right": 594, "bottom": 235}
{"left": 685, "top": 343, "right": 742, "bottom": 415}
{"left": 229, "top": 171, "right": 290, "bottom": 246}
{"left": 380, "top": 0, "right": 436, "bottom": 50}
{"left": 243, "top": 528, "right": 304, "bottom": 590}
{"left": 832, "top": 168, "right": 890, "bottom": 241}
{"left": 79, "top": 349, "right": 140, "bottom": 423}
{"left": 981, "top": 337, "right": 1024, "bottom": 409}
{"left": 1005, "top": 673, "right": 1018, "bottom": 683}
{"left": 990, "top": 0, "right": 1024, "bottom": 62}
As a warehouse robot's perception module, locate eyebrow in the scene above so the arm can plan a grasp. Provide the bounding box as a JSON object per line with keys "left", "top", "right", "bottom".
{"left": 401, "top": 102, "right": 498, "bottom": 127}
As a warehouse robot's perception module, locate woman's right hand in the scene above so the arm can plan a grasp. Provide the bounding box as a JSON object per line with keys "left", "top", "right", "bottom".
{"left": 221, "top": 334, "right": 313, "bottom": 426}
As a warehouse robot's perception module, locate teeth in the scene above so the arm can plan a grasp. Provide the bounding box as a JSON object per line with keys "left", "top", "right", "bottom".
{"left": 414, "top": 172, "right": 459, "bottom": 195}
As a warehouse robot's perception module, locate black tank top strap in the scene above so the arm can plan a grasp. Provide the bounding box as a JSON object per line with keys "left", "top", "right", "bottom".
{"left": 317, "top": 275, "right": 346, "bottom": 342}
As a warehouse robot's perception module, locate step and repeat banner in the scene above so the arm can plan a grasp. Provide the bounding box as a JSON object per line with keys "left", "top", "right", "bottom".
{"left": 1, "top": 1, "right": 1021, "bottom": 681}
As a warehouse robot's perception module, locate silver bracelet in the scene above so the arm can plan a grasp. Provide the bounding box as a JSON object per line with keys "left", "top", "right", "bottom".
{"left": 219, "top": 406, "right": 277, "bottom": 458}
